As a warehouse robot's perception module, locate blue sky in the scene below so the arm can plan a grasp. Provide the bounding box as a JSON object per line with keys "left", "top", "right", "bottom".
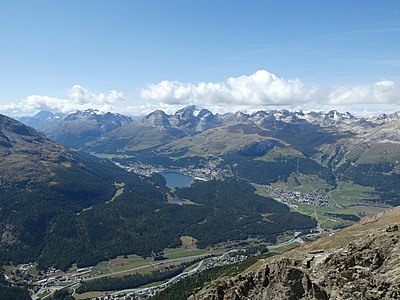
{"left": 1, "top": 0, "right": 400, "bottom": 115}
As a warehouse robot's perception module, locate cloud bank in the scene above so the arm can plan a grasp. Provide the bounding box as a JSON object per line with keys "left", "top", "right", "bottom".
{"left": 1, "top": 70, "right": 399, "bottom": 116}
{"left": 0, "top": 85, "right": 126, "bottom": 116}
{"left": 140, "top": 70, "right": 315, "bottom": 107}
{"left": 328, "top": 80, "right": 400, "bottom": 105}
{"left": 139, "top": 70, "right": 400, "bottom": 114}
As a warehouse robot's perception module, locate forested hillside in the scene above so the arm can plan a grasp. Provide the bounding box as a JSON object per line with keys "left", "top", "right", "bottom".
{"left": 0, "top": 115, "right": 318, "bottom": 271}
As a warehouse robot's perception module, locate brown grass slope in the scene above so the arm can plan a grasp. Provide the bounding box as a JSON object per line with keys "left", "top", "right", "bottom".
{"left": 0, "top": 114, "right": 81, "bottom": 183}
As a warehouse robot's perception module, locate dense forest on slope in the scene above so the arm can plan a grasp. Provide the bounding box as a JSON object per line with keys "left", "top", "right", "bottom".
{"left": 0, "top": 270, "right": 30, "bottom": 300}
{"left": 0, "top": 286, "right": 31, "bottom": 300}
{"left": 222, "top": 153, "right": 335, "bottom": 186}
{"left": 175, "top": 179, "right": 317, "bottom": 247}
{"left": 36, "top": 172, "right": 171, "bottom": 269}
{"left": 37, "top": 178, "right": 315, "bottom": 270}
{"left": 0, "top": 150, "right": 316, "bottom": 271}
{"left": 0, "top": 156, "right": 128, "bottom": 269}
{"left": 342, "top": 163, "right": 400, "bottom": 206}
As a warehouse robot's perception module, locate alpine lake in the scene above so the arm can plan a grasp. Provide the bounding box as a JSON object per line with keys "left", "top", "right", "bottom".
{"left": 160, "top": 172, "right": 194, "bottom": 189}
{"left": 160, "top": 172, "right": 194, "bottom": 205}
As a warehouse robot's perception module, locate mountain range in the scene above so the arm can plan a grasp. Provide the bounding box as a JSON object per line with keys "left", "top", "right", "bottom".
{"left": 19, "top": 106, "right": 400, "bottom": 154}
{"left": 18, "top": 106, "right": 400, "bottom": 207}
{"left": 19, "top": 109, "right": 133, "bottom": 149}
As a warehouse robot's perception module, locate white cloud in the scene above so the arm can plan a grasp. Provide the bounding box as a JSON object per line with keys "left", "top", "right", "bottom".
{"left": 140, "top": 70, "right": 316, "bottom": 109}
{"left": 328, "top": 80, "right": 400, "bottom": 105}
{"left": 0, "top": 85, "right": 126, "bottom": 116}
{"left": 140, "top": 70, "right": 400, "bottom": 114}
{"left": 2, "top": 70, "right": 400, "bottom": 117}
{"left": 68, "top": 85, "right": 125, "bottom": 105}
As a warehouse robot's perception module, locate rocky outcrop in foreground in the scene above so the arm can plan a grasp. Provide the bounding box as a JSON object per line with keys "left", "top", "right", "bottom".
{"left": 192, "top": 208, "right": 400, "bottom": 300}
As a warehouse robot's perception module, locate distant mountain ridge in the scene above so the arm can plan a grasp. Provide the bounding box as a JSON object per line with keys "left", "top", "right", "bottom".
{"left": 16, "top": 108, "right": 400, "bottom": 188}
{"left": 19, "top": 109, "right": 133, "bottom": 148}
{"left": 17, "top": 107, "right": 400, "bottom": 152}
{"left": 86, "top": 105, "right": 225, "bottom": 151}
{"left": 83, "top": 107, "right": 400, "bottom": 153}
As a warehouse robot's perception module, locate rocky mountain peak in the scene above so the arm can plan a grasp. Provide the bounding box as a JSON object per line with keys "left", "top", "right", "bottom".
{"left": 376, "top": 113, "right": 388, "bottom": 120}
{"left": 170, "top": 105, "right": 222, "bottom": 131}
{"left": 144, "top": 110, "right": 171, "bottom": 126}
{"left": 227, "top": 111, "right": 251, "bottom": 123}
{"left": 32, "top": 110, "right": 55, "bottom": 120}
{"left": 197, "top": 108, "right": 213, "bottom": 119}
{"left": 272, "top": 109, "right": 291, "bottom": 119}
{"left": 326, "top": 110, "right": 340, "bottom": 119}
{"left": 251, "top": 110, "right": 269, "bottom": 118}
{"left": 174, "top": 105, "right": 200, "bottom": 127}
{"left": 324, "top": 110, "right": 354, "bottom": 121}
{"left": 65, "top": 109, "right": 107, "bottom": 121}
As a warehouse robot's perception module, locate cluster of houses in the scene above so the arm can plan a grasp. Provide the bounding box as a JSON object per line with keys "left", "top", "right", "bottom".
{"left": 266, "top": 186, "right": 331, "bottom": 207}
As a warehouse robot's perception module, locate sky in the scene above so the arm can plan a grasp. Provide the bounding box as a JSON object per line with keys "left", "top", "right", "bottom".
{"left": 1, "top": 0, "right": 400, "bottom": 116}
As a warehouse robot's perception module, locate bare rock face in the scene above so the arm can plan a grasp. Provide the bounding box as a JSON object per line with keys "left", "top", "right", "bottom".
{"left": 193, "top": 208, "right": 400, "bottom": 300}
{"left": 311, "top": 230, "right": 400, "bottom": 299}
{"left": 192, "top": 259, "right": 328, "bottom": 300}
